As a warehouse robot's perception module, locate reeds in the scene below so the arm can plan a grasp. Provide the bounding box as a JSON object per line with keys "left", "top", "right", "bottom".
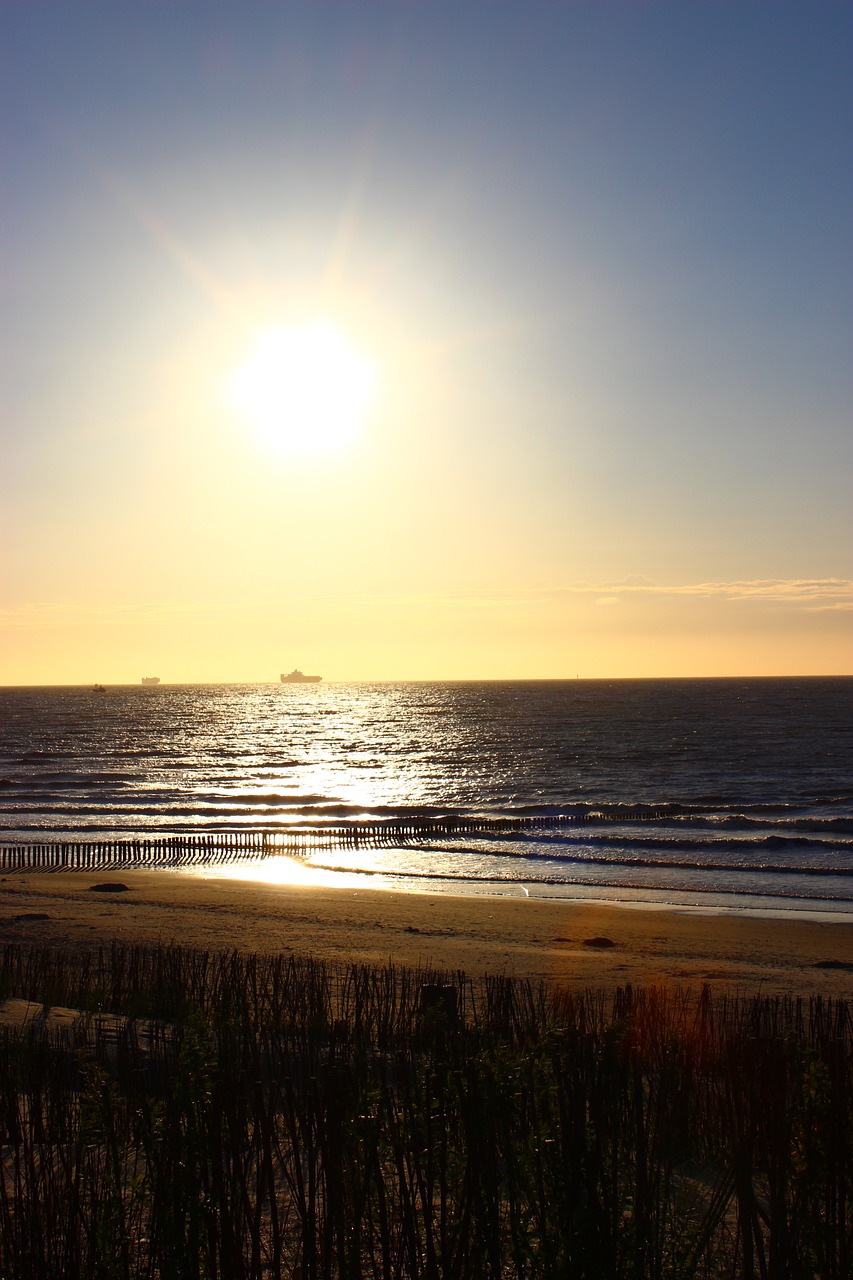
{"left": 1, "top": 942, "right": 850, "bottom": 1278}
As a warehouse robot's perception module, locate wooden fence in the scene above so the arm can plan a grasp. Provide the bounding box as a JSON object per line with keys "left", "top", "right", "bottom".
{"left": 0, "top": 810, "right": 667, "bottom": 872}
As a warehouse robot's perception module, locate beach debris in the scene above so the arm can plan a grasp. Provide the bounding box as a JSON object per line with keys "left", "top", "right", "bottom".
{"left": 813, "top": 958, "right": 853, "bottom": 970}
{"left": 89, "top": 882, "right": 131, "bottom": 893}
{"left": 583, "top": 936, "right": 616, "bottom": 948}
{"left": 11, "top": 912, "right": 51, "bottom": 922}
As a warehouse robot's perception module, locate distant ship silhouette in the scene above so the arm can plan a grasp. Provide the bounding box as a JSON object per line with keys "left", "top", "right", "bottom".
{"left": 141, "top": 676, "right": 160, "bottom": 685}
{"left": 280, "top": 669, "right": 322, "bottom": 684}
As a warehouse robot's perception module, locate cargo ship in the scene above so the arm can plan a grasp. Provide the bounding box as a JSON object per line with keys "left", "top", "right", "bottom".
{"left": 141, "top": 676, "right": 160, "bottom": 685}
{"left": 280, "top": 669, "right": 322, "bottom": 684}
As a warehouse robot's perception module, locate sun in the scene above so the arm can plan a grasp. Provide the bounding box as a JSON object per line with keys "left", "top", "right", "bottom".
{"left": 228, "top": 322, "right": 375, "bottom": 455}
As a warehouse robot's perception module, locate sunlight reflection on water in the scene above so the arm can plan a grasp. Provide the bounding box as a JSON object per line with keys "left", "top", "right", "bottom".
{"left": 184, "top": 855, "right": 375, "bottom": 891}
{"left": 2, "top": 680, "right": 851, "bottom": 917}
{"left": 180, "top": 849, "right": 853, "bottom": 921}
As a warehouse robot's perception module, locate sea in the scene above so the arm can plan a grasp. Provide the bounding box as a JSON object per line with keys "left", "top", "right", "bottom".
{"left": 1, "top": 678, "right": 851, "bottom": 917}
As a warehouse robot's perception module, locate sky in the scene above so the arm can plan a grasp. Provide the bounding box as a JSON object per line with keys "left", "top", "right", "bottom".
{"left": 1, "top": 1, "right": 851, "bottom": 683}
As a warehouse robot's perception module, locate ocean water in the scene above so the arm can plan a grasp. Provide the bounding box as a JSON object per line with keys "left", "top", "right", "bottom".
{"left": 1, "top": 678, "right": 851, "bottom": 914}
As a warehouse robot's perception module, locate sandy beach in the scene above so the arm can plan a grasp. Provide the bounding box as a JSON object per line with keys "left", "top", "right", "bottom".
{"left": 1, "top": 868, "right": 851, "bottom": 997}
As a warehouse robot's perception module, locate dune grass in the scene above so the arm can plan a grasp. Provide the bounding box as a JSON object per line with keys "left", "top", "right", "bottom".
{"left": 0, "top": 942, "right": 850, "bottom": 1278}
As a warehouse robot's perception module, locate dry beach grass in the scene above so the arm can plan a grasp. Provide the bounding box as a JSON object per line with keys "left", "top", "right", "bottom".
{"left": 1, "top": 934, "right": 851, "bottom": 1278}
{"left": 1, "top": 870, "right": 852, "bottom": 1277}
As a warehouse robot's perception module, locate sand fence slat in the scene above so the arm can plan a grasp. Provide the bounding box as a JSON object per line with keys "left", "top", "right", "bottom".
{"left": 0, "top": 810, "right": 671, "bottom": 872}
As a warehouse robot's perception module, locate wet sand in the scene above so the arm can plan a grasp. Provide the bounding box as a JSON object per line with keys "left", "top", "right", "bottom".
{"left": 1, "top": 869, "right": 852, "bottom": 997}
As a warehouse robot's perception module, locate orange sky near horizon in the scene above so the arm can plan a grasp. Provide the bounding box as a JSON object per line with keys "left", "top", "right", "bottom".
{"left": 3, "top": 579, "right": 850, "bottom": 685}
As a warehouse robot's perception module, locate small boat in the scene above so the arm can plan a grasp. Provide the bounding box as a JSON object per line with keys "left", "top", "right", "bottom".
{"left": 280, "top": 669, "right": 322, "bottom": 684}
{"left": 92, "top": 684, "right": 106, "bottom": 693}
{"left": 141, "top": 676, "right": 160, "bottom": 685}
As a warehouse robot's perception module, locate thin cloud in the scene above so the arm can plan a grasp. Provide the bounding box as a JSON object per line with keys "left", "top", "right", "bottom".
{"left": 386, "top": 578, "right": 853, "bottom": 611}
{"left": 639, "top": 578, "right": 852, "bottom": 604}
{"left": 3, "top": 578, "right": 850, "bottom": 632}
{"left": 567, "top": 577, "right": 852, "bottom": 607}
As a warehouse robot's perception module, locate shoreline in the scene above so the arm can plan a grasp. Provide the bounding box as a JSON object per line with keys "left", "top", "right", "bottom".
{"left": 3, "top": 827, "right": 849, "bottom": 922}
{"left": 184, "top": 858, "right": 853, "bottom": 924}
{"left": 1, "top": 867, "right": 851, "bottom": 996}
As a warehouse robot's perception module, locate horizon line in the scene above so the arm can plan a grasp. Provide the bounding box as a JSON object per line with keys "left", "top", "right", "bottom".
{"left": 2, "top": 672, "right": 852, "bottom": 689}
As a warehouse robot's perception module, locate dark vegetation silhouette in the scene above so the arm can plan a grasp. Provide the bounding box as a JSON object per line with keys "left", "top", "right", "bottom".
{"left": 0, "top": 942, "right": 850, "bottom": 1278}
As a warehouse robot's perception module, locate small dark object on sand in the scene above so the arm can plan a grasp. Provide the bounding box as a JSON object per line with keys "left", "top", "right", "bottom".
{"left": 12, "top": 912, "right": 51, "bottom": 922}
{"left": 813, "top": 959, "right": 853, "bottom": 970}
{"left": 89, "top": 882, "right": 131, "bottom": 894}
{"left": 583, "top": 936, "right": 616, "bottom": 948}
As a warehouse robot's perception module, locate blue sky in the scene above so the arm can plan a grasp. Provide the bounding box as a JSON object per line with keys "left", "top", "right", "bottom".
{"left": 1, "top": 2, "right": 850, "bottom": 680}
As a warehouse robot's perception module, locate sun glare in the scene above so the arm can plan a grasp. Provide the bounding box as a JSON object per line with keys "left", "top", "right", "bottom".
{"left": 229, "top": 322, "right": 374, "bottom": 455}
